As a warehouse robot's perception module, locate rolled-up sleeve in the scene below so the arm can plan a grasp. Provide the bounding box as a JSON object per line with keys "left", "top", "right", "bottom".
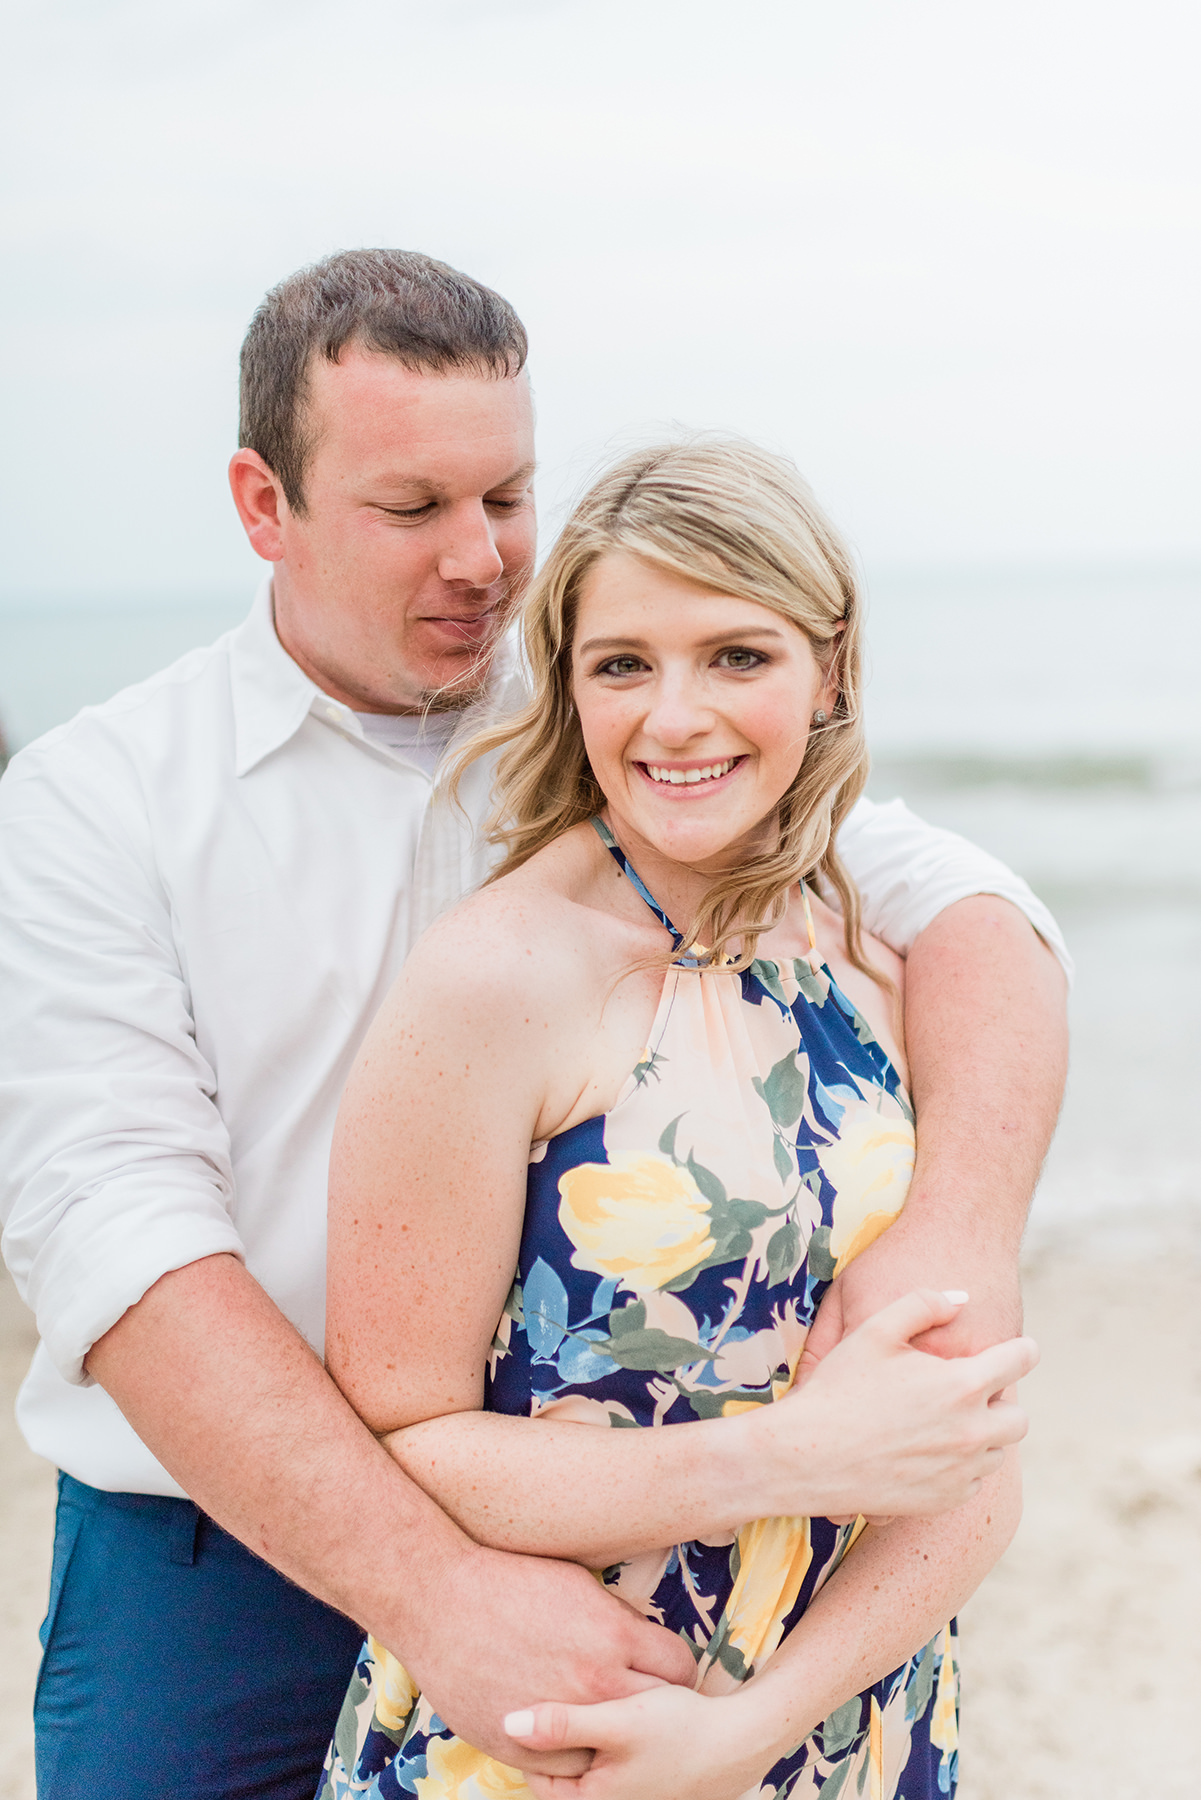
{"left": 0, "top": 737, "right": 244, "bottom": 1386}
{"left": 836, "top": 794, "right": 1073, "bottom": 982}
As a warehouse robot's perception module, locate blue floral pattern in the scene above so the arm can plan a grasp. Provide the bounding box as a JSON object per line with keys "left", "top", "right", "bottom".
{"left": 318, "top": 831, "right": 957, "bottom": 1800}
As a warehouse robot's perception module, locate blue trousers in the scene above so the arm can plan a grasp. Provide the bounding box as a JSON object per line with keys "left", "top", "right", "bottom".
{"left": 35, "top": 1474, "right": 365, "bottom": 1800}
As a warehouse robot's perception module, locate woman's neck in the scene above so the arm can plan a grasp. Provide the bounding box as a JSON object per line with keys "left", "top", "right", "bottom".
{"left": 598, "top": 807, "right": 800, "bottom": 954}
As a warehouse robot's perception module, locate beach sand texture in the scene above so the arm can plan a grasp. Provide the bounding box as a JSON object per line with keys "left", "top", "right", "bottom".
{"left": 2, "top": 1231, "right": 1199, "bottom": 1799}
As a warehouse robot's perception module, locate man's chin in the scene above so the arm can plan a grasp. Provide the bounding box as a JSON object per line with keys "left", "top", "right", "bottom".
{"left": 402, "top": 660, "right": 492, "bottom": 714}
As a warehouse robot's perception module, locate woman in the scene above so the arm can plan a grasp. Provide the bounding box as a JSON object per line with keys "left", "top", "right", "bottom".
{"left": 318, "top": 441, "right": 1036, "bottom": 1800}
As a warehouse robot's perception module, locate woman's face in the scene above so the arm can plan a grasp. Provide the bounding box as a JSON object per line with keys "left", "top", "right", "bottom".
{"left": 571, "top": 549, "right": 837, "bottom": 872}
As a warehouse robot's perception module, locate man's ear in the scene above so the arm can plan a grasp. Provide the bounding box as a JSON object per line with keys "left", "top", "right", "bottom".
{"left": 228, "top": 449, "right": 289, "bottom": 562}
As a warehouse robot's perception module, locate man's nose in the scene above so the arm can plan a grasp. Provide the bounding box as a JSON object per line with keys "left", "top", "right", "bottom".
{"left": 436, "top": 501, "right": 505, "bottom": 590}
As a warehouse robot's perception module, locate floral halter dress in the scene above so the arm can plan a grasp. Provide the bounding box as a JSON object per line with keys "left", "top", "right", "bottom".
{"left": 318, "top": 821, "right": 958, "bottom": 1800}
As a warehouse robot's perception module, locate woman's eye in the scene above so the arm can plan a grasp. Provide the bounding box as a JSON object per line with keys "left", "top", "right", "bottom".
{"left": 715, "top": 647, "right": 765, "bottom": 670}
{"left": 598, "top": 656, "right": 647, "bottom": 677}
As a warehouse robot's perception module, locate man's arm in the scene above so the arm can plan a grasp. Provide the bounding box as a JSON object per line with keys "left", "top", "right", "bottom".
{"left": 807, "top": 893, "right": 1068, "bottom": 1362}
{"left": 86, "top": 1254, "right": 694, "bottom": 1772}
{"left": 0, "top": 741, "right": 692, "bottom": 1777}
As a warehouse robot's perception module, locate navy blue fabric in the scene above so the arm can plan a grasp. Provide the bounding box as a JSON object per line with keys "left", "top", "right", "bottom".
{"left": 35, "top": 1474, "right": 364, "bottom": 1800}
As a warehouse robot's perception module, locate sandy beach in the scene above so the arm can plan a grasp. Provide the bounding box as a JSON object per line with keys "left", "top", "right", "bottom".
{"left": 2, "top": 1219, "right": 1198, "bottom": 1800}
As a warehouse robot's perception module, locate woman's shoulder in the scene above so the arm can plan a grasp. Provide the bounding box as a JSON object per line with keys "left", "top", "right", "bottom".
{"left": 400, "top": 824, "right": 629, "bottom": 1014}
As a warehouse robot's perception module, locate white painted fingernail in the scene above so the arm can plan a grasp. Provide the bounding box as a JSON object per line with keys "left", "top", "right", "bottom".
{"left": 504, "top": 1711, "right": 536, "bottom": 1738}
{"left": 942, "top": 1290, "right": 970, "bottom": 1305}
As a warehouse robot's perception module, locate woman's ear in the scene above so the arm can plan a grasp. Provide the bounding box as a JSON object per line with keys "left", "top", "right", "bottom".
{"left": 816, "top": 621, "right": 846, "bottom": 717}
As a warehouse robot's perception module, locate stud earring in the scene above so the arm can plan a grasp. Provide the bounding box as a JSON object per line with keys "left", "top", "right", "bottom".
{"left": 812, "top": 709, "right": 828, "bottom": 726}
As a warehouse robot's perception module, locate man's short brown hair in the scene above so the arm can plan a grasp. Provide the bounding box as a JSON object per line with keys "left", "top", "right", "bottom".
{"left": 238, "top": 248, "right": 528, "bottom": 513}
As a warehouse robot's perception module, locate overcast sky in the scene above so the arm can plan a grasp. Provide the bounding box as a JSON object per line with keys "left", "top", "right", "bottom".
{"left": 2, "top": 0, "right": 1198, "bottom": 602}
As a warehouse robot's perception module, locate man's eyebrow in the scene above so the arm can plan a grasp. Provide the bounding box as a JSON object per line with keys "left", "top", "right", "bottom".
{"left": 577, "top": 625, "right": 787, "bottom": 654}
{"left": 490, "top": 461, "right": 537, "bottom": 488}
{"left": 374, "top": 461, "right": 537, "bottom": 498}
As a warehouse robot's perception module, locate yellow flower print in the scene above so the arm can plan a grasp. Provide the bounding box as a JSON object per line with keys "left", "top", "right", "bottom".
{"left": 367, "top": 1638, "right": 418, "bottom": 1734}
{"left": 723, "top": 1514, "right": 813, "bottom": 1668}
{"left": 929, "top": 1625, "right": 959, "bottom": 1757}
{"left": 558, "top": 1154, "right": 715, "bottom": 1292}
{"left": 415, "top": 1735, "right": 533, "bottom": 1799}
{"left": 817, "top": 1102, "right": 915, "bottom": 1276}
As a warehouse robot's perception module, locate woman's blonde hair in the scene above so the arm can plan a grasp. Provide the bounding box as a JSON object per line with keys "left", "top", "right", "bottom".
{"left": 454, "top": 436, "right": 873, "bottom": 975}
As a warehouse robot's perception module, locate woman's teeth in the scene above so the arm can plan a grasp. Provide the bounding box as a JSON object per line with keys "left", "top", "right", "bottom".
{"left": 645, "top": 759, "right": 737, "bottom": 786}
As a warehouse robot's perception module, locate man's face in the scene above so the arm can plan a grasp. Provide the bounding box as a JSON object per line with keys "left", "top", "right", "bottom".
{"left": 266, "top": 348, "right": 537, "bottom": 712}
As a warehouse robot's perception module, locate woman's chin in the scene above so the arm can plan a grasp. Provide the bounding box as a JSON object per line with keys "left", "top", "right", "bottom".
{"left": 618, "top": 807, "right": 768, "bottom": 872}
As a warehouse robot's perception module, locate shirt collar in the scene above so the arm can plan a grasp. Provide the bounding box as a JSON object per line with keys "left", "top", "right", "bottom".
{"left": 228, "top": 575, "right": 521, "bottom": 779}
{"left": 230, "top": 577, "right": 324, "bottom": 778}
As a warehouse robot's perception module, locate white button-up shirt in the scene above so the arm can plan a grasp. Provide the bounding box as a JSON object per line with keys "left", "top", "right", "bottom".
{"left": 0, "top": 581, "right": 1069, "bottom": 1496}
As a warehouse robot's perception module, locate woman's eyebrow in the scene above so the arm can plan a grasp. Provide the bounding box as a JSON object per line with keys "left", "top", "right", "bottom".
{"left": 578, "top": 625, "right": 787, "bottom": 655}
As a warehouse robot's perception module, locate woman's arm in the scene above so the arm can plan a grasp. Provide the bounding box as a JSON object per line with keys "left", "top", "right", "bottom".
{"left": 505, "top": 1456, "right": 1022, "bottom": 1800}
{"left": 381, "top": 1289, "right": 1032, "bottom": 1566}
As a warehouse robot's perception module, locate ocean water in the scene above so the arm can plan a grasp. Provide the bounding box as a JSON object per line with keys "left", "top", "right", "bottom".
{"left": 2, "top": 564, "right": 1199, "bottom": 1240}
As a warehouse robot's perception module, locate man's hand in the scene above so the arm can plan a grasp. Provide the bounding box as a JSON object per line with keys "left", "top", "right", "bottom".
{"left": 809, "top": 895, "right": 1067, "bottom": 1364}
{"left": 403, "top": 1548, "right": 694, "bottom": 1775}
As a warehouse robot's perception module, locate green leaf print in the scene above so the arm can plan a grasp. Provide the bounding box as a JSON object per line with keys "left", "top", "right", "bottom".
{"left": 685, "top": 1152, "right": 727, "bottom": 1207}
{"left": 751, "top": 1051, "right": 808, "bottom": 1129}
{"left": 821, "top": 1695, "right": 864, "bottom": 1756}
{"left": 662, "top": 1194, "right": 770, "bottom": 1292}
{"left": 334, "top": 1668, "right": 372, "bottom": 1770}
{"left": 772, "top": 1133, "right": 795, "bottom": 1182}
{"left": 682, "top": 1385, "right": 767, "bottom": 1420}
{"left": 658, "top": 1114, "right": 684, "bottom": 1161}
{"left": 905, "top": 1635, "right": 936, "bottom": 1722}
{"left": 816, "top": 1758, "right": 854, "bottom": 1799}
{"left": 765, "top": 1218, "right": 804, "bottom": 1287}
{"left": 806, "top": 1224, "right": 836, "bottom": 1283}
{"left": 707, "top": 1194, "right": 769, "bottom": 1258}
{"left": 604, "top": 1300, "right": 714, "bottom": 1372}
{"left": 632, "top": 1048, "right": 667, "bottom": 1087}
{"left": 753, "top": 961, "right": 789, "bottom": 1007}
{"left": 606, "top": 1329, "right": 714, "bottom": 1371}
{"left": 852, "top": 1010, "right": 877, "bottom": 1048}
{"left": 715, "top": 1634, "right": 751, "bottom": 1682}
{"left": 796, "top": 962, "right": 831, "bottom": 1007}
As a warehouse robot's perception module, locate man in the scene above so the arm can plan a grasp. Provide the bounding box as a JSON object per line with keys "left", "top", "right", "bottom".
{"left": 0, "top": 249, "right": 1068, "bottom": 1800}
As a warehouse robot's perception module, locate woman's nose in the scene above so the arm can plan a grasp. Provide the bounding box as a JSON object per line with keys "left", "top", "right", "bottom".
{"left": 643, "top": 678, "right": 716, "bottom": 747}
{"left": 436, "top": 501, "right": 505, "bottom": 589}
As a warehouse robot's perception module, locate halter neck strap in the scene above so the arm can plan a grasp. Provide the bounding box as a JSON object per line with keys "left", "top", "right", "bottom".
{"left": 590, "top": 817, "right": 699, "bottom": 962}
{"left": 591, "top": 817, "right": 818, "bottom": 971}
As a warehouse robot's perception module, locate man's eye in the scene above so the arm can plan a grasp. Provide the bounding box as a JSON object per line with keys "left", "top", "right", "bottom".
{"left": 486, "top": 494, "right": 526, "bottom": 510}
{"left": 384, "top": 502, "right": 436, "bottom": 520}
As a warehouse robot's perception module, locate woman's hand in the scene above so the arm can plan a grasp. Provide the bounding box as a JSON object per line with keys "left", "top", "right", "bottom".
{"left": 504, "top": 1686, "right": 785, "bottom": 1800}
{"left": 744, "top": 1288, "right": 1037, "bottom": 1521}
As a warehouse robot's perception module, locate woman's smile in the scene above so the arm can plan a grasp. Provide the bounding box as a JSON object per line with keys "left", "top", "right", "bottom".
{"left": 635, "top": 754, "right": 746, "bottom": 791}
